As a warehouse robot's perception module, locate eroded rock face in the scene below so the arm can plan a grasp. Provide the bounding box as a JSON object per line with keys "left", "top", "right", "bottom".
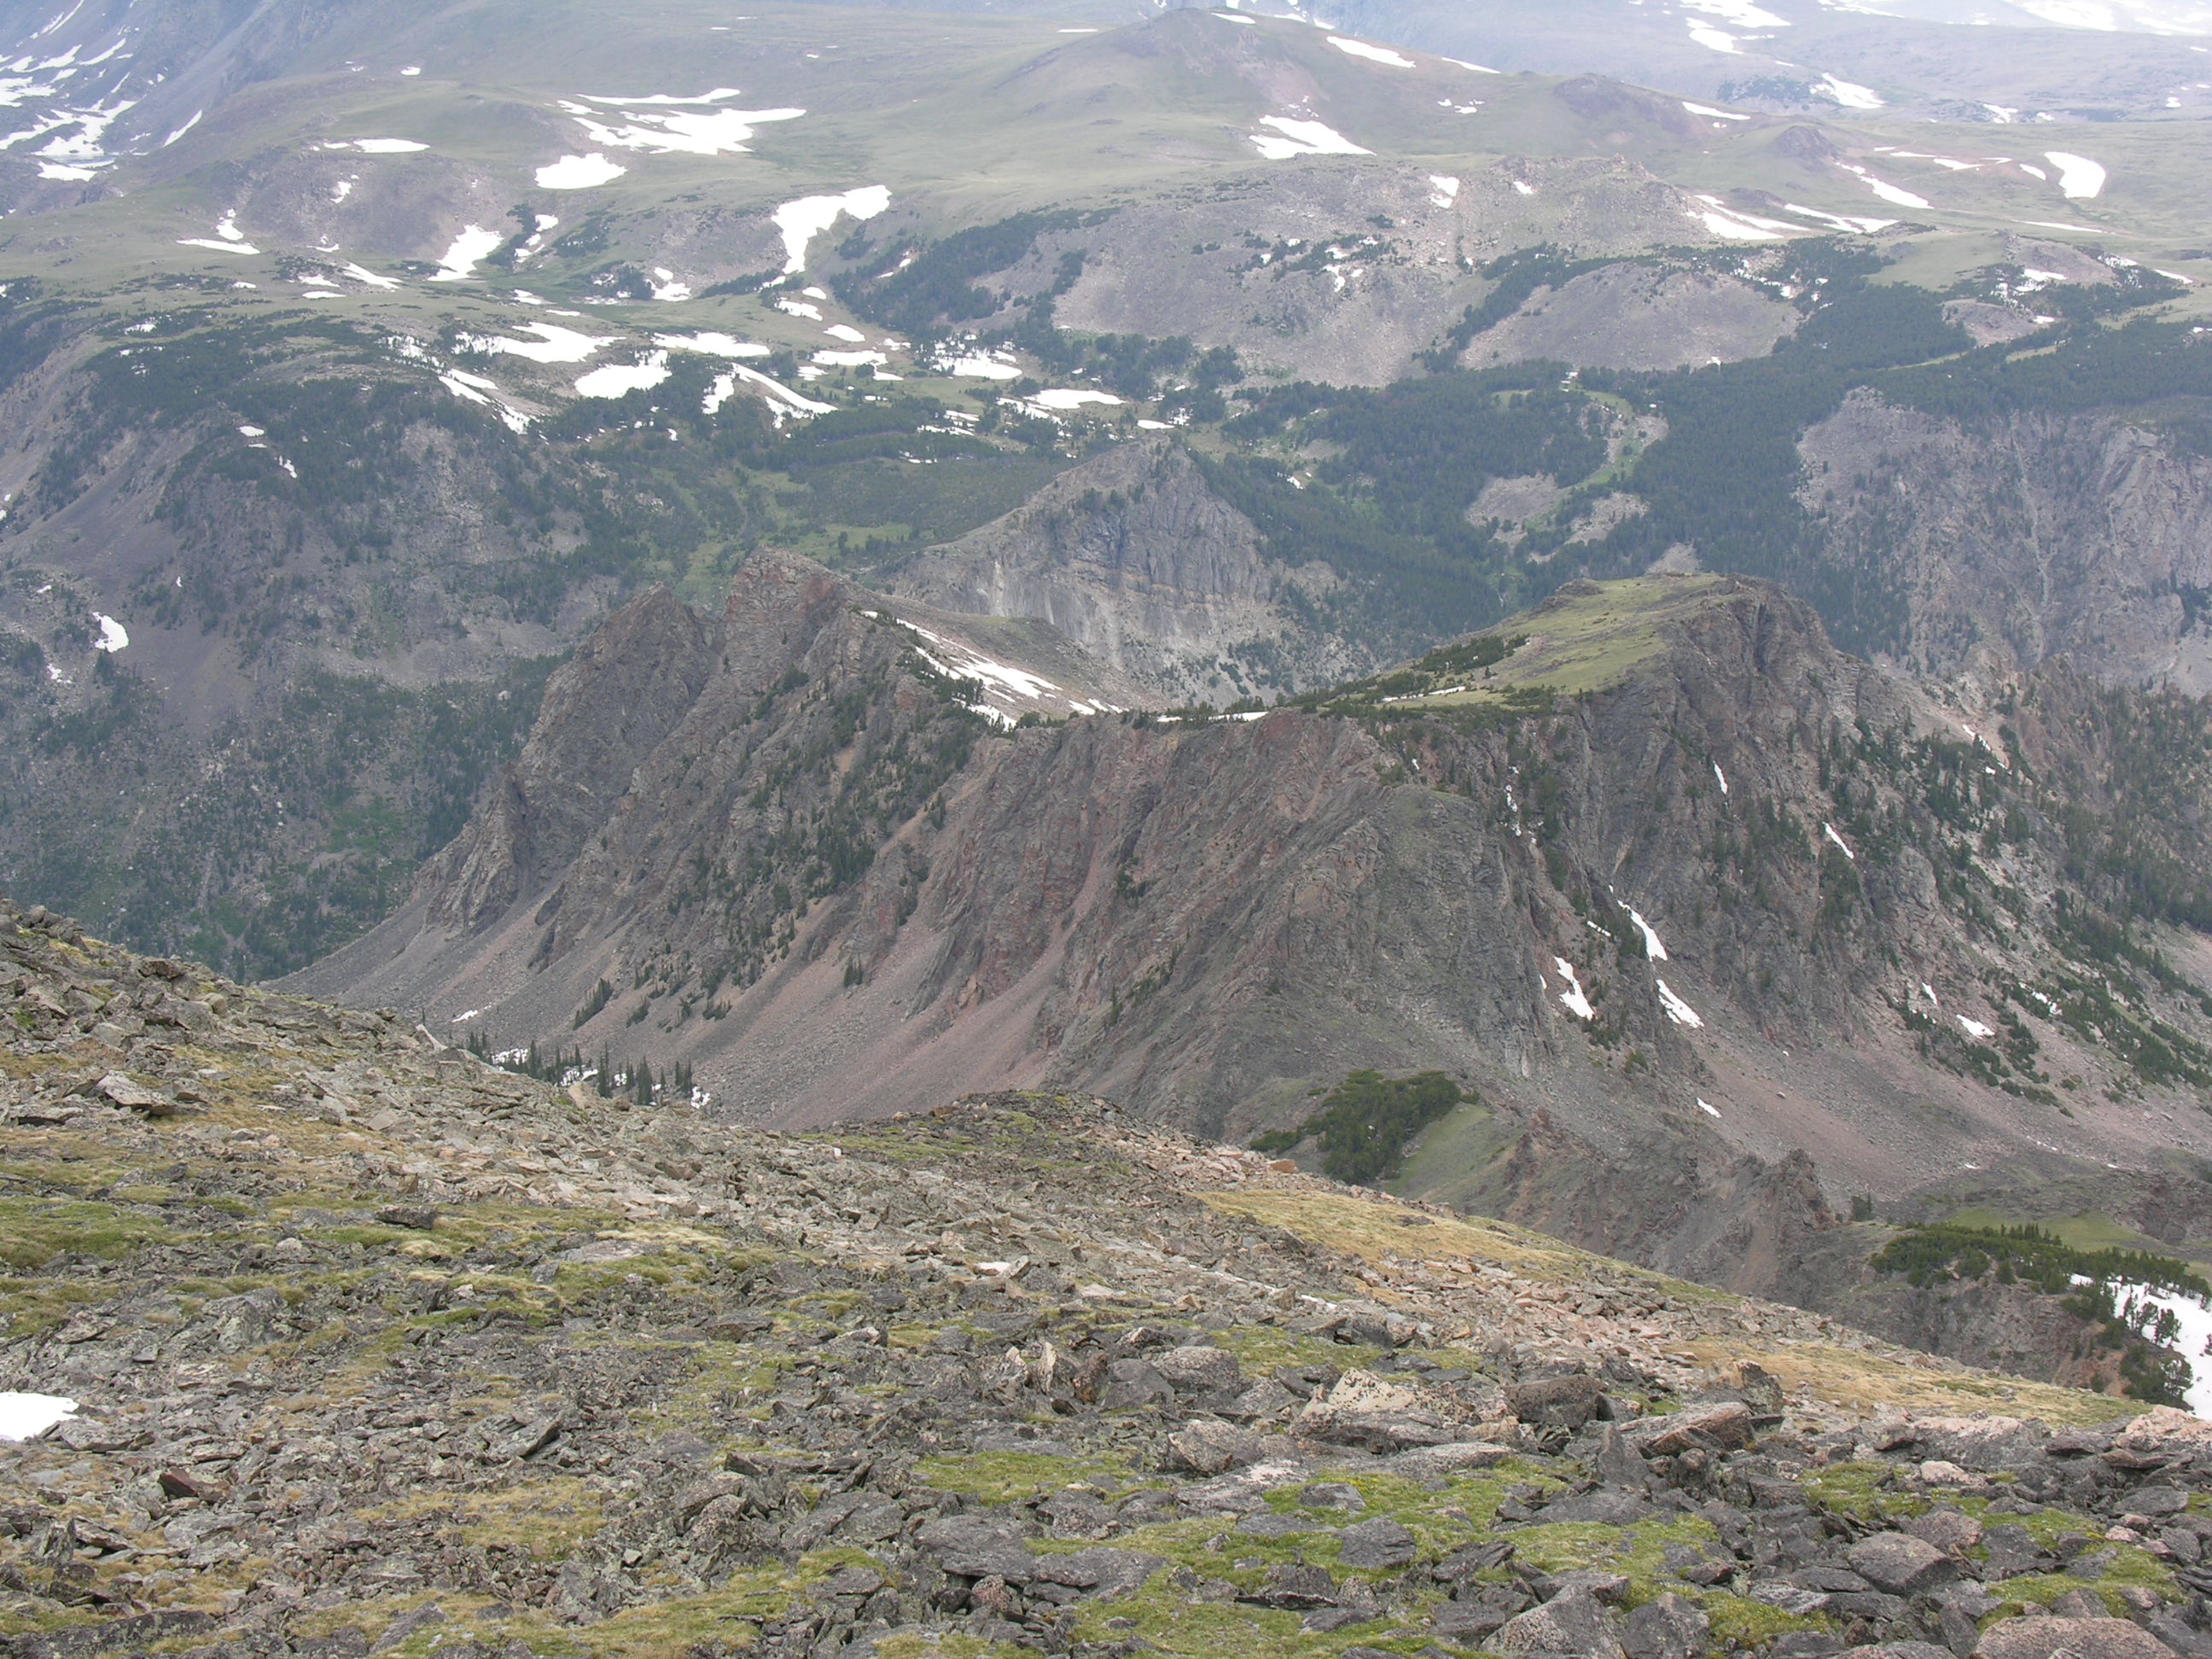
{"left": 885, "top": 436, "right": 1365, "bottom": 704}
{"left": 1800, "top": 388, "right": 2212, "bottom": 690}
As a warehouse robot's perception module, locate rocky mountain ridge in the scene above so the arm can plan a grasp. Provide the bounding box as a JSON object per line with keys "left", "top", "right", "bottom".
{"left": 284, "top": 557, "right": 2212, "bottom": 1307}
{"left": 9, "top": 894, "right": 2212, "bottom": 1658}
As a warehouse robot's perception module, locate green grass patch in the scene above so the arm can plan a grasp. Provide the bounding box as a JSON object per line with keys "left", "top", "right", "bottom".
{"left": 914, "top": 1449, "right": 1133, "bottom": 1503}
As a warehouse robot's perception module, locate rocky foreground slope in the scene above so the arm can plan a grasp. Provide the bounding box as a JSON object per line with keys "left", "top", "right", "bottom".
{"left": 7, "top": 899, "right": 2212, "bottom": 1659}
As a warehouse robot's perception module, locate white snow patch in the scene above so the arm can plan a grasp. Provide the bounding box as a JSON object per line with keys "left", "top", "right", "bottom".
{"left": 770, "top": 184, "right": 892, "bottom": 274}
{"left": 575, "top": 352, "right": 671, "bottom": 397}
{"left": 1249, "top": 115, "right": 1370, "bottom": 160}
{"left": 428, "top": 224, "right": 502, "bottom": 282}
{"left": 237, "top": 424, "right": 265, "bottom": 438}
{"left": 92, "top": 614, "right": 126, "bottom": 651}
{"left": 1686, "top": 0, "right": 1790, "bottom": 23}
{"left": 1822, "top": 73, "right": 1885, "bottom": 108}
{"left": 1031, "top": 388, "right": 1121, "bottom": 410}
{"left": 1822, "top": 823, "right": 1855, "bottom": 860}
{"left": 942, "top": 353, "right": 1021, "bottom": 380}
{"left": 0, "top": 1393, "right": 75, "bottom": 1441}
{"left": 706, "top": 363, "right": 833, "bottom": 416}
{"left": 1697, "top": 1098, "right": 1721, "bottom": 1118}
{"left": 657, "top": 331, "right": 769, "bottom": 358}
{"left": 1553, "top": 958, "right": 1594, "bottom": 1021}
{"left": 340, "top": 261, "right": 399, "bottom": 290}
{"left": 1429, "top": 174, "right": 1460, "bottom": 206}
{"left": 1328, "top": 36, "right": 1414, "bottom": 67}
{"left": 1851, "top": 171, "right": 1930, "bottom": 209}
{"left": 1513, "top": 179, "right": 1537, "bottom": 196}
{"left": 1626, "top": 908, "right": 1668, "bottom": 961}
{"left": 566, "top": 102, "right": 803, "bottom": 159}
{"left": 38, "top": 161, "right": 92, "bottom": 178}
{"left": 329, "top": 137, "right": 428, "bottom": 153}
{"left": 1782, "top": 202, "right": 1898, "bottom": 234}
{"left": 462, "top": 322, "right": 612, "bottom": 364}
{"left": 331, "top": 178, "right": 354, "bottom": 203}
{"left": 577, "top": 89, "right": 748, "bottom": 106}
{"left": 1656, "top": 980, "right": 1705, "bottom": 1029}
{"left": 537, "top": 152, "right": 626, "bottom": 189}
{"left": 1688, "top": 23, "right": 1743, "bottom": 51}
{"left": 814, "top": 348, "right": 888, "bottom": 367}
{"left": 1713, "top": 762, "right": 1729, "bottom": 795}
{"left": 824, "top": 323, "right": 867, "bottom": 343}
{"left": 1957, "top": 1016, "right": 1995, "bottom": 1040}
{"left": 2104, "top": 1281, "right": 2212, "bottom": 1418}
{"left": 775, "top": 298, "right": 824, "bottom": 321}
{"left": 160, "top": 110, "right": 202, "bottom": 148}
{"left": 2045, "top": 150, "right": 2107, "bottom": 197}
{"left": 1922, "top": 981, "right": 1941, "bottom": 1007}
{"left": 1683, "top": 101, "right": 1753, "bottom": 120}
{"left": 1699, "top": 207, "right": 1789, "bottom": 242}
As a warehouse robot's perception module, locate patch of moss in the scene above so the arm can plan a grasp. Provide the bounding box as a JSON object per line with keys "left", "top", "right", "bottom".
{"left": 1511, "top": 1513, "right": 1726, "bottom": 1606}
{"left": 0, "top": 1193, "right": 176, "bottom": 1268}
{"left": 914, "top": 1449, "right": 1132, "bottom": 1503}
{"left": 1702, "top": 1591, "right": 1831, "bottom": 1647}
{"left": 1802, "top": 1461, "right": 1932, "bottom": 1526}
{"left": 1215, "top": 1324, "right": 1382, "bottom": 1376}
{"left": 362, "top": 1474, "right": 605, "bottom": 1561}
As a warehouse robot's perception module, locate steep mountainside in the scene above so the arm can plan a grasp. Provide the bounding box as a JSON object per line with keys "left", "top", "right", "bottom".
{"left": 1800, "top": 389, "right": 2212, "bottom": 693}
{"left": 14, "top": 901, "right": 2212, "bottom": 1656}
{"left": 3, "top": 0, "right": 2212, "bottom": 976}
{"left": 881, "top": 437, "right": 1375, "bottom": 703}
{"left": 288, "top": 559, "right": 2212, "bottom": 1305}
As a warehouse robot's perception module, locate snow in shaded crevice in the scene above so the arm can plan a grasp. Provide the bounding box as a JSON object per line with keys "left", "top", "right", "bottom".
{"left": 1552, "top": 959, "right": 1594, "bottom": 1020}
{"left": 1625, "top": 907, "right": 1668, "bottom": 961}
{"left": 1656, "top": 980, "right": 1704, "bottom": 1029}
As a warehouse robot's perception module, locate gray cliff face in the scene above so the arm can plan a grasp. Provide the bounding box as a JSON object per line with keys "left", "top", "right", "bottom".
{"left": 883, "top": 437, "right": 1366, "bottom": 704}
{"left": 1800, "top": 388, "right": 2212, "bottom": 690}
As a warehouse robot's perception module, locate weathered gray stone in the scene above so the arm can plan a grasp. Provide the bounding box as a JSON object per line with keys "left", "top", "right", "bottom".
{"left": 1848, "top": 1532, "right": 1959, "bottom": 1597}
{"left": 1970, "top": 1617, "right": 2177, "bottom": 1659}
{"left": 1493, "top": 1585, "right": 1627, "bottom": 1659}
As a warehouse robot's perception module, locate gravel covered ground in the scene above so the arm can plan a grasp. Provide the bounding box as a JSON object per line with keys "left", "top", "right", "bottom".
{"left": 3, "top": 899, "right": 2210, "bottom": 1659}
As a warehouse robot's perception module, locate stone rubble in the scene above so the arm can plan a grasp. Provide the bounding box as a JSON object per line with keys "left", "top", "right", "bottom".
{"left": 1, "top": 899, "right": 2209, "bottom": 1659}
